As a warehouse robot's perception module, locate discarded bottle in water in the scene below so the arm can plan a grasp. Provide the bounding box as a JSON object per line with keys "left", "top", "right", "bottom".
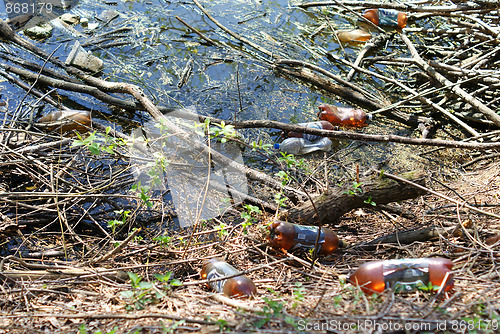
{"left": 336, "top": 29, "right": 371, "bottom": 43}
{"left": 318, "top": 104, "right": 371, "bottom": 128}
{"left": 38, "top": 109, "right": 91, "bottom": 133}
{"left": 285, "top": 121, "right": 334, "bottom": 141}
{"left": 348, "top": 257, "right": 454, "bottom": 294}
{"left": 274, "top": 137, "right": 332, "bottom": 155}
{"left": 268, "top": 220, "right": 345, "bottom": 256}
{"left": 362, "top": 8, "right": 408, "bottom": 29}
{"left": 200, "top": 258, "right": 257, "bottom": 298}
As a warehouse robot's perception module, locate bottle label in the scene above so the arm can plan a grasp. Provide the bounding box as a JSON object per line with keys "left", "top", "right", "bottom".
{"left": 383, "top": 259, "right": 431, "bottom": 293}
{"left": 378, "top": 8, "right": 399, "bottom": 27}
{"left": 206, "top": 268, "right": 227, "bottom": 293}
{"left": 298, "top": 122, "right": 323, "bottom": 141}
{"left": 293, "top": 225, "right": 325, "bottom": 251}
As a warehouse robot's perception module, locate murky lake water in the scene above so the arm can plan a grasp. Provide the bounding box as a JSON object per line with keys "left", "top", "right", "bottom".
{"left": 1, "top": 0, "right": 380, "bottom": 133}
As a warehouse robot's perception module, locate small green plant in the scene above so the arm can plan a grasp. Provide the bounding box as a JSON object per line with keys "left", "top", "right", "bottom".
{"left": 131, "top": 181, "right": 153, "bottom": 208}
{"left": 130, "top": 150, "right": 170, "bottom": 209}
{"left": 107, "top": 209, "right": 131, "bottom": 234}
{"left": 72, "top": 127, "right": 125, "bottom": 155}
{"left": 250, "top": 139, "right": 273, "bottom": 154}
{"left": 217, "top": 222, "right": 229, "bottom": 240}
{"left": 254, "top": 297, "right": 284, "bottom": 327}
{"left": 275, "top": 170, "right": 290, "bottom": 186}
{"left": 153, "top": 235, "right": 172, "bottom": 246}
{"left": 145, "top": 152, "right": 170, "bottom": 188}
{"left": 292, "top": 282, "right": 305, "bottom": 308}
{"left": 455, "top": 302, "right": 500, "bottom": 334}
{"left": 278, "top": 152, "right": 306, "bottom": 170}
{"left": 344, "top": 181, "right": 363, "bottom": 195}
{"left": 216, "top": 319, "right": 229, "bottom": 332}
{"left": 178, "top": 236, "right": 186, "bottom": 246}
{"left": 163, "top": 320, "right": 186, "bottom": 333}
{"left": 240, "top": 204, "right": 261, "bottom": 234}
{"left": 332, "top": 294, "right": 343, "bottom": 308}
{"left": 94, "top": 327, "right": 118, "bottom": 334}
{"left": 274, "top": 192, "right": 287, "bottom": 207}
{"left": 78, "top": 324, "right": 87, "bottom": 334}
{"left": 208, "top": 121, "right": 236, "bottom": 143}
{"left": 120, "top": 271, "right": 181, "bottom": 311}
{"left": 133, "top": 230, "right": 144, "bottom": 243}
{"left": 72, "top": 131, "right": 101, "bottom": 155}
{"left": 363, "top": 196, "right": 376, "bottom": 206}
{"left": 253, "top": 297, "right": 299, "bottom": 329}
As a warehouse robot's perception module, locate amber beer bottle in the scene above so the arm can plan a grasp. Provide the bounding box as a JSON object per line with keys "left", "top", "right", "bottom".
{"left": 318, "top": 104, "right": 371, "bottom": 127}
{"left": 286, "top": 121, "right": 334, "bottom": 141}
{"left": 200, "top": 258, "right": 257, "bottom": 298}
{"left": 485, "top": 234, "right": 500, "bottom": 246}
{"left": 362, "top": 8, "right": 408, "bottom": 29}
{"left": 38, "top": 109, "right": 91, "bottom": 133}
{"left": 268, "top": 220, "right": 344, "bottom": 256}
{"left": 336, "top": 29, "right": 371, "bottom": 43}
{"left": 348, "top": 258, "right": 454, "bottom": 294}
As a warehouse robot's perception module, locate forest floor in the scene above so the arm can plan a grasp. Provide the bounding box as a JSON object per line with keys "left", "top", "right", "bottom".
{"left": 1, "top": 137, "right": 499, "bottom": 334}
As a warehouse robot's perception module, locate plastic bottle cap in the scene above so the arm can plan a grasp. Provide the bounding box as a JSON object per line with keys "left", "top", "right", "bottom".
{"left": 274, "top": 143, "right": 280, "bottom": 149}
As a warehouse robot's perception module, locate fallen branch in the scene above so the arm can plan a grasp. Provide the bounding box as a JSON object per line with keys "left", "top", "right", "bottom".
{"left": 87, "top": 227, "right": 141, "bottom": 265}
{"left": 376, "top": 169, "right": 500, "bottom": 220}
{"left": 282, "top": 171, "right": 427, "bottom": 226}
{"left": 401, "top": 33, "right": 500, "bottom": 128}
{"left": 222, "top": 119, "right": 500, "bottom": 150}
{"left": 357, "top": 226, "right": 451, "bottom": 250}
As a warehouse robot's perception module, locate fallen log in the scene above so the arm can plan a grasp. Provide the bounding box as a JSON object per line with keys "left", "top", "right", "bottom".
{"left": 357, "top": 226, "right": 450, "bottom": 250}
{"left": 281, "top": 171, "right": 426, "bottom": 226}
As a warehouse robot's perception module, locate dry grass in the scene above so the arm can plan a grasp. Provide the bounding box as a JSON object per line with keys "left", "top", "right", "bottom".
{"left": 0, "top": 124, "right": 499, "bottom": 334}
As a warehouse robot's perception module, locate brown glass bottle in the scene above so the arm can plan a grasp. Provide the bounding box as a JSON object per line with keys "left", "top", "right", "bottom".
{"left": 336, "top": 29, "right": 371, "bottom": 43}
{"left": 38, "top": 109, "right": 91, "bottom": 133}
{"left": 268, "top": 220, "right": 343, "bottom": 256}
{"left": 362, "top": 8, "right": 408, "bottom": 29}
{"left": 200, "top": 258, "right": 257, "bottom": 298}
{"left": 318, "top": 104, "right": 371, "bottom": 128}
{"left": 348, "top": 258, "right": 454, "bottom": 294}
{"left": 286, "top": 121, "right": 334, "bottom": 141}
{"left": 485, "top": 234, "right": 500, "bottom": 246}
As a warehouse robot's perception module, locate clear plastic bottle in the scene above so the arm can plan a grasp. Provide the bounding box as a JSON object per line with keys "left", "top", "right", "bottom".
{"left": 317, "top": 104, "right": 371, "bottom": 128}
{"left": 200, "top": 258, "right": 257, "bottom": 298}
{"left": 38, "top": 109, "right": 91, "bottom": 133}
{"left": 336, "top": 29, "right": 371, "bottom": 43}
{"left": 274, "top": 137, "right": 332, "bottom": 155}
{"left": 348, "top": 258, "right": 454, "bottom": 294}
{"left": 268, "top": 220, "right": 345, "bottom": 256}
{"left": 362, "top": 8, "right": 408, "bottom": 29}
{"left": 285, "top": 121, "right": 334, "bottom": 141}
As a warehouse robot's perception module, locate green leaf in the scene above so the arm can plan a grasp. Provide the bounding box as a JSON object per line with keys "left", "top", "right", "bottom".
{"left": 154, "top": 272, "right": 172, "bottom": 282}
{"left": 127, "top": 272, "right": 141, "bottom": 287}
{"left": 170, "top": 279, "right": 182, "bottom": 287}
{"left": 102, "top": 146, "right": 114, "bottom": 154}
{"left": 88, "top": 143, "right": 101, "bottom": 155}
{"left": 72, "top": 140, "right": 85, "bottom": 147}
{"left": 138, "top": 281, "right": 153, "bottom": 290}
{"left": 120, "top": 290, "right": 135, "bottom": 299}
